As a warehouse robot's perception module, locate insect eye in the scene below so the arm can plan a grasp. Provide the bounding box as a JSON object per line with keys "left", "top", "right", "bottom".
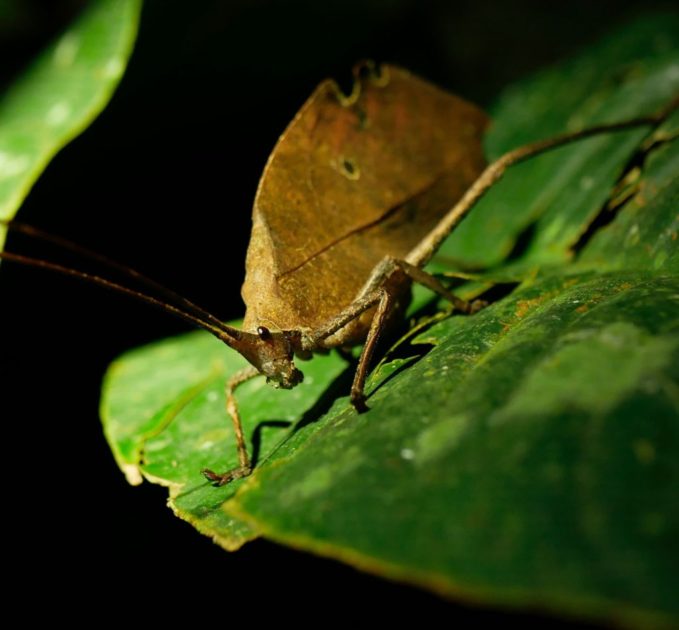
{"left": 257, "top": 326, "right": 272, "bottom": 341}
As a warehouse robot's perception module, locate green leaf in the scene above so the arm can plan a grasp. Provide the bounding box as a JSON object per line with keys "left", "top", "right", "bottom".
{"left": 0, "top": 0, "right": 142, "bottom": 250}
{"left": 102, "top": 331, "right": 348, "bottom": 549}
{"left": 229, "top": 271, "right": 679, "bottom": 627}
{"left": 435, "top": 13, "right": 679, "bottom": 269}
{"left": 100, "top": 15, "right": 679, "bottom": 627}
{"left": 577, "top": 111, "right": 679, "bottom": 273}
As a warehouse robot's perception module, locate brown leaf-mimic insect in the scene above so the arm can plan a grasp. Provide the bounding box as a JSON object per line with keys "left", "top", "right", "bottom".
{"left": 1, "top": 62, "right": 675, "bottom": 485}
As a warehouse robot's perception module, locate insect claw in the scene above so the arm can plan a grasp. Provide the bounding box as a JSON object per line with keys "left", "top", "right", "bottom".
{"left": 351, "top": 393, "right": 369, "bottom": 414}
{"left": 201, "top": 468, "right": 222, "bottom": 483}
{"left": 201, "top": 466, "right": 252, "bottom": 486}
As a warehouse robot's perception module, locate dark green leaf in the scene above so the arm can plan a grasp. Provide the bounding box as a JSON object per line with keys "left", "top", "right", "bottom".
{"left": 577, "top": 112, "right": 679, "bottom": 273}
{"left": 100, "top": 15, "right": 679, "bottom": 627}
{"left": 435, "top": 14, "right": 679, "bottom": 269}
{"left": 229, "top": 271, "right": 679, "bottom": 626}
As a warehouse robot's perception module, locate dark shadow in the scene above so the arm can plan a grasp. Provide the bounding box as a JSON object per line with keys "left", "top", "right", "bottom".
{"left": 250, "top": 419, "right": 293, "bottom": 468}
{"left": 572, "top": 138, "right": 654, "bottom": 254}
{"left": 475, "top": 280, "right": 520, "bottom": 304}
{"left": 364, "top": 278, "right": 520, "bottom": 401}
{"left": 505, "top": 219, "right": 538, "bottom": 262}
{"left": 292, "top": 363, "right": 355, "bottom": 434}
{"left": 365, "top": 351, "right": 429, "bottom": 402}
{"left": 252, "top": 364, "right": 355, "bottom": 466}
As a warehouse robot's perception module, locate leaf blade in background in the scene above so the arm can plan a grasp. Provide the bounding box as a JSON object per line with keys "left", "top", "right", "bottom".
{"left": 435, "top": 14, "right": 679, "bottom": 270}
{"left": 0, "top": 0, "right": 142, "bottom": 249}
{"left": 577, "top": 111, "right": 679, "bottom": 273}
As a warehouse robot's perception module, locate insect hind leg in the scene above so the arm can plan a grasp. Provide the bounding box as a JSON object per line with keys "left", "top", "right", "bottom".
{"left": 364, "top": 256, "right": 486, "bottom": 314}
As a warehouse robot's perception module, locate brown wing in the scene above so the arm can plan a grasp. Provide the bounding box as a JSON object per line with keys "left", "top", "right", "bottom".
{"left": 242, "top": 64, "right": 488, "bottom": 333}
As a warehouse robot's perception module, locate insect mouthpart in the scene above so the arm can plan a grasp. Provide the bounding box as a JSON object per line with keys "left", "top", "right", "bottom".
{"left": 268, "top": 330, "right": 305, "bottom": 388}
{"left": 265, "top": 363, "right": 304, "bottom": 389}
{"left": 233, "top": 327, "right": 305, "bottom": 389}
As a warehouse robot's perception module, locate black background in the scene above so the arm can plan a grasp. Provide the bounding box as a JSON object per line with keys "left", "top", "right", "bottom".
{"left": 0, "top": 0, "right": 672, "bottom": 622}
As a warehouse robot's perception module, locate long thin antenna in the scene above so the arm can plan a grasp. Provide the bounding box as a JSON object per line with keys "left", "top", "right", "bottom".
{"left": 0, "top": 250, "right": 242, "bottom": 346}
{"left": 0, "top": 218, "right": 233, "bottom": 335}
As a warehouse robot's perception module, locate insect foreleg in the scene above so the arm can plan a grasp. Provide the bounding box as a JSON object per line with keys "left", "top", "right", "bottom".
{"left": 202, "top": 365, "right": 261, "bottom": 486}
{"left": 304, "top": 290, "right": 383, "bottom": 349}
{"left": 345, "top": 257, "right": 483, "bottom": 411}
{"left": 308, "top": 255, "right": 484, "bottom": 412}
{"left": 349, "top": 288, "right": 396, "bottom": 412}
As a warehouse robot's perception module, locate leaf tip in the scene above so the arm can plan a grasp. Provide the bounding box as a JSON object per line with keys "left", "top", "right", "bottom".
{"left": 121, "top": 463, "right": 143, "bottom": 486}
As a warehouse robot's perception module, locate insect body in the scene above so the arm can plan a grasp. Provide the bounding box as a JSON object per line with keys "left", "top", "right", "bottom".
{"left": 241, "top": 64, "right": 488, "bottom": 341}
{"left": 201, "top": 63, "right": 489, "bottom": 483}
{"left": 1, "top": 63, "right": 674, "bottom": 486}
{"left": 202, "top": 63, "right": 675, "bottom": 486}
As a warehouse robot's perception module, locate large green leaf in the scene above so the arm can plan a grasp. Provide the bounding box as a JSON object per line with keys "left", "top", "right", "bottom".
{"left": 0, "top": 0, "right": 142, "bottom": 249}
{"left": 100, "top": 16, "right": 679, "bottom": 627}
{"left": 103, "top": 331, "right": 348, "bottom": 549}
{"left": 228, "top": 271, "right": 679, "bottom": 626}
{"left": 435, "top": 13, "right": 679, "bottom": 269}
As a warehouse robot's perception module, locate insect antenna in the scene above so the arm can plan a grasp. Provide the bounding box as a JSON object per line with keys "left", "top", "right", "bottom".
{"left": 0, "top": 246, "right": 243, "bottom": 346}
{"left": 0, "top": 218, "right": 238, "bottom": 338}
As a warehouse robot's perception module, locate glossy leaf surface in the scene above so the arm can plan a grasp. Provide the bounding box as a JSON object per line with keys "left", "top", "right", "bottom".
{"left": 100, "top": 16, "right": 679, "bottom": 627}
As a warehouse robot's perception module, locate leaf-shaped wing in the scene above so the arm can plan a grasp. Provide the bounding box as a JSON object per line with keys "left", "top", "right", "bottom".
{"left": 242, "top": 65, "right": 488, "bottom": 332}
